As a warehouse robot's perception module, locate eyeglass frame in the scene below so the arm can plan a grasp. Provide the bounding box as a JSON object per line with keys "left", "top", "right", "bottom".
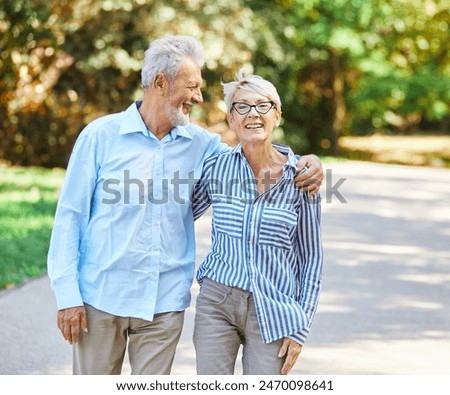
{"left": 230, "top": 101, "right": 276, "bottom": 115}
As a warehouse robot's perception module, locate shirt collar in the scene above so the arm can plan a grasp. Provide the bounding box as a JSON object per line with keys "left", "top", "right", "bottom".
{"left": 171, "top": 125, "right": 193, "bottom": 140}
{"left": 231, "top": 142, "right": 297, "bottom": 171}
{"left": 118, "top": 101, "right": 193, "bottom": 141}
{"left": 118, "top": 101, "right": 148, "bottom": 136}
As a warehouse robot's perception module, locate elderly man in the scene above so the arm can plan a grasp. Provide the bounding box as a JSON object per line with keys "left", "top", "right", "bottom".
{"left": 47, "top": 35, "right": 324, "bottom": 375}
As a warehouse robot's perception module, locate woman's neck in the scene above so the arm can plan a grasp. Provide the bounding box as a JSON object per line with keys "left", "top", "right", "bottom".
{"left": 242, "top": 142, "right": 287, "bottom": 193}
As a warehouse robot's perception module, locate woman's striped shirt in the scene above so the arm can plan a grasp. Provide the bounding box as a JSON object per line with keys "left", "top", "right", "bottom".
{"left": 193, "top": 143, "right": 323, "bottom": 345}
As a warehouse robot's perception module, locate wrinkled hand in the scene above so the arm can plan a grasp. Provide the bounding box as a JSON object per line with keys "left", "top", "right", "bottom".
{"left": 294, "top": 154, "right": 324, "bottom": 195}
{"left": 278, "top": 338, "right": 303, "bottom": 375}
{"left": 57, "top": 306, "right": 88, "bottom": 345}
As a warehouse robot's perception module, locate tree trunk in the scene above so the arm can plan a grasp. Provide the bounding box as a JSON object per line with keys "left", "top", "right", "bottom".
{"left": 330, "top": 48, "right": 346, "bottom": 156}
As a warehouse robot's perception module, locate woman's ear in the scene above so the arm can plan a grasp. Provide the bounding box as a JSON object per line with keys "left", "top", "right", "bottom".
{"left": 274, "top": 109, "right": 281, "bottom": 127}
{"left": 227, "top": 112, "right": 235, "bottom": 129}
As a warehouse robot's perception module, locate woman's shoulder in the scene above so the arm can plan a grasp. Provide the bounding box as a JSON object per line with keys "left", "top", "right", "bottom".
{"left": 205, "top": 144, "right": 241, "bottom": 167}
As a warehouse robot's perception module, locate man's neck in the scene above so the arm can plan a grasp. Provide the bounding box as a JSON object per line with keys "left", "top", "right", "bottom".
{"left": 138, "top": 95, "right": 173, "bottom": 140}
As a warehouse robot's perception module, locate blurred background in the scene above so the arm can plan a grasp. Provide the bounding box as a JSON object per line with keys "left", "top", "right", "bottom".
{"left": 1, "top": 1, "right": 450, "bottom": 376}
{"left": 1, "top": 0, "right": 449, "bottom": 169}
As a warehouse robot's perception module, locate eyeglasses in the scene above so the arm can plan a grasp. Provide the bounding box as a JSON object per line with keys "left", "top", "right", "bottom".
{"left": 231, "top": 101, "right": 276, "bottom": 115}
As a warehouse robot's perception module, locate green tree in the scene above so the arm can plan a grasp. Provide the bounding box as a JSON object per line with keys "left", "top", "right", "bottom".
{"left": 350, "top": 0, "right": 449, "bottom": 134}
{"left": 0, "top": 0, "right": 448, "bottom": 166}
{"left": 0, "top": 0, "right": 253, "bottom": 167}
{"left": 242, "top": 0, "right": 449, "bottom": 155}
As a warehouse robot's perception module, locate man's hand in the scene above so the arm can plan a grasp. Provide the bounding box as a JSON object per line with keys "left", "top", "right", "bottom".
{"left": 278, "top": 338, "right": 303, "bottom": 375}
{"left": 57, "top": 306, "right": 88, "bottom": 345}
{"left": 294, "top": 154, "right": 323, "bottom": 195}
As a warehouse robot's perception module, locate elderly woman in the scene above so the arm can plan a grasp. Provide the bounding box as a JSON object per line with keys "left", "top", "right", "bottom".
{"left": 192, "top": 70, "right": 323, "bottom": 375}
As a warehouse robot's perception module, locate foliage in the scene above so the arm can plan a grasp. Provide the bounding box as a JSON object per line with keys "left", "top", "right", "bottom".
{"left": 0, "top": 0, "right": 448, "bottom": 166}
{"left": 244, "top": 0, "right": 449, "bottom": 154}
{"left": 348, "top": 0, "right": 450, "bottom": 135}
{"left": 0, "top": 0, "right": 254, "bottom": 166}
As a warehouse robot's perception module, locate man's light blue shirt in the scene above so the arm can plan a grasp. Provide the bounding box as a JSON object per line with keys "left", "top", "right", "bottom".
{"left": 47, "top": 101, "right": 224, "bottom": 320}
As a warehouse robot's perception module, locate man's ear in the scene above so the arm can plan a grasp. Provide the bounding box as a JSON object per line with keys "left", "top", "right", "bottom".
{"left": 153, "top": 73, "right": 167, "bottom": 93}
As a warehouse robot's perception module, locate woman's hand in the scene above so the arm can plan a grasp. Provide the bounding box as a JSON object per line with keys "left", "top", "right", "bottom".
{"left": 278, "top": 338, "right": 303, "bottom": 375}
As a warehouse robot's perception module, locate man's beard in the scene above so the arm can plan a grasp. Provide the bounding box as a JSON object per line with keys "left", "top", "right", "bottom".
{"left": 171, "top": 107, "right": 190, "bottom": 126}
{"left": 165, "top": 90, "right": 190, "bottom": 127}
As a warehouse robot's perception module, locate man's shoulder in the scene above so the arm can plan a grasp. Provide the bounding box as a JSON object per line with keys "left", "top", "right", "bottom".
{"left": 82, "top": 112, "right": 123, "bottom": 134}
{"left": 74, "top": 112, "right": 125, "bottom": 147}
{"left": 184, "top": 123, "right": 217, "bottom": 139}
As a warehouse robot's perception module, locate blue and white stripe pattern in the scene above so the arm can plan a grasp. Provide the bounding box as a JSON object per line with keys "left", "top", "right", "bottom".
{"left": 193, "top": 143, "right": 323, "bottom": 345}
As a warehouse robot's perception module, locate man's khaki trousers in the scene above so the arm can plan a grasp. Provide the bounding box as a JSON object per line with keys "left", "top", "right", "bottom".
{"left": 73, "top": 304, "right": 184, "bottom": 375}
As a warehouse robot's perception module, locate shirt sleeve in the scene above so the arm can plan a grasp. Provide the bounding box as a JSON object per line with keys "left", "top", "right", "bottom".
{"left": 293, "top": 192, "right": 323, "bottom": 344}
{"left": 47, "top": 128, "right": 99, "bottom": 310}
{"left": 192, "top": 130, "right": 232, "bottom": 220}
{"left": 192, "top": 154, "right": 219, "bottom": 220}
{"left": 203, "top": 130, "right": 230, "bottom": 158}
{"left": 287, "top": 330, "right": 309, "bottom": 345}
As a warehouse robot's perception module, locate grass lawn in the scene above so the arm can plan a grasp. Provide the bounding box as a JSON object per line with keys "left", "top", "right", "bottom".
{"left": 0, "top": 164, "right": 65, "bottom": 290}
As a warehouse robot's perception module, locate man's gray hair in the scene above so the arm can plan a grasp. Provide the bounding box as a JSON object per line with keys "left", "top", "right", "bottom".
{"left": 222, "top": 68, "right": 282, "bottom": 113}
{"left": 141, "top": 35, "right": 205, "bottom": 88}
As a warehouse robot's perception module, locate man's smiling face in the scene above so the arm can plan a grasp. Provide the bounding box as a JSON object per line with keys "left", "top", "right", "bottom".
{"left": 165, "top": 57, "right": 203, "bottom": 127}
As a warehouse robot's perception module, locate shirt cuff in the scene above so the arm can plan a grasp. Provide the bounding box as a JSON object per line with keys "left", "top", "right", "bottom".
{"left": 287, "top": 327, "right": 310, "bottom": 345}
{"left": 51, "top": 277, "right": 84, "bottom": 310}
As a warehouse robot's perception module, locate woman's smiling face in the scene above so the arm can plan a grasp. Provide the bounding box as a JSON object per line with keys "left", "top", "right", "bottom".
{"left": 228, "top": 89, "right": 280, "bottom": 145}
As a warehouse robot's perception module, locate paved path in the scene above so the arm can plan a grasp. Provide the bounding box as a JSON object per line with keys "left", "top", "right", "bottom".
{"left": 1, "top": 161, "right": 449, "bottom": 375}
